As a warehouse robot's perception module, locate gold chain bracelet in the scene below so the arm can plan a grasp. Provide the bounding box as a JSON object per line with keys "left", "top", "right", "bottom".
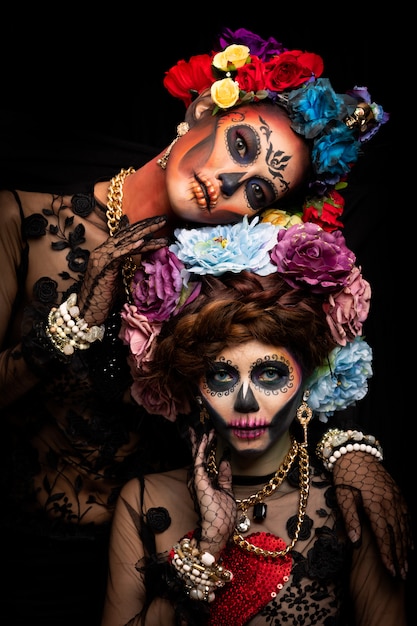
{"left": 106, "top": 167, "right": 136, "bottom": 300}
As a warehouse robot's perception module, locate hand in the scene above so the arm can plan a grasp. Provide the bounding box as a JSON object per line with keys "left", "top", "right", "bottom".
{"left": 190, "top": 429, "right": 236, "bottom": 557}
{"left": 332, "top": 452, "right": 413, "bottom": 579}
{"left": 78, "top": 215, "right": 167, "bottom": 326}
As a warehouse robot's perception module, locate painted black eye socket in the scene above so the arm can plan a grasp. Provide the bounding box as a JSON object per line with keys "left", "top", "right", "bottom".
{"left": 251, "top": 361, "right": 290, "bottom": 390}
{"left": 227, "top": 126, "right": 258, "bottom": 164}
{"left": 205, "top": 362, "right": 239, "bottom": 392}
{"left": 245, "top": 178, "right": 276, "bottom": 211}
{"left": 226, "top": 126, "right": 276, "bottom": 211}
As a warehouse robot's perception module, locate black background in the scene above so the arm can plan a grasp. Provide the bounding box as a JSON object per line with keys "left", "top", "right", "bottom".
{"left": 1, "top": 6, "right": 413, "bottom": 610}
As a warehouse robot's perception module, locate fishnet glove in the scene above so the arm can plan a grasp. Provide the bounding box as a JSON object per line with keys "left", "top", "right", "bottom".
{"left": 190, "top": 429, "right": 236, "bottom": 558}
{"left": 78, "top": 215, "right": 167, "bottom": 325}
{"left": 332, "top": 451, "right": 413, "bottom": 579}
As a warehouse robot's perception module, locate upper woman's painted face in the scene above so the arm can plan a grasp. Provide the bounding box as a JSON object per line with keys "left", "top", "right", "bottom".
{"left": 165, "top": 104, "right": 311, "bottom": 224}
{"left": 198, "top": 340, "right": 303, "bottom": 457}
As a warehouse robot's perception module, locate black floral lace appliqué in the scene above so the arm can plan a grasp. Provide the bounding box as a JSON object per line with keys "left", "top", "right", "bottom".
{"left": 146, "top": 507, "right": 171, "bottom": 533}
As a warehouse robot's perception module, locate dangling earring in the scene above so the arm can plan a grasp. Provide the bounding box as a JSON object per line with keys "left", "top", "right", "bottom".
{"left": 296, "top": 390, "right": 313, "bottom": 447}
{"left": 157, "top": 121, "right": 190, "bottom": 170}
{"left": 196, "top": 395, "right": 210, "bottom": 425}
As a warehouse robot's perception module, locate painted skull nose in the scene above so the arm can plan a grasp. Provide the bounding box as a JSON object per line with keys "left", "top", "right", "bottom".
{"left": 233, "top": 383, "right": 260, "bottom": 413}
{"left": 218, "top": 172, "right": 245, "bottom": 197}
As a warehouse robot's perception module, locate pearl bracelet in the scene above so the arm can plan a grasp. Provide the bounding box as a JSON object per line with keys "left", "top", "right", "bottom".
{"left": 316, "top": 428, "right": 383, "bottom": 471}
{"left": 45, "top": 293, "right": 105, "bottom": 356}
{"left": 171, "top": 536, "right": 233, "bottom": 603}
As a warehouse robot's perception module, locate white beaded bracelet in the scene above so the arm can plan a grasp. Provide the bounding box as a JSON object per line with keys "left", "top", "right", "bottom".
{"left": 316, "top": 428, "right": 383, "bottom": 471}
{"left": 171, "top": 536, "right": 233, "bottom": 603}
{"left": 45, "top": 293, "right": 105, "bottom": 356}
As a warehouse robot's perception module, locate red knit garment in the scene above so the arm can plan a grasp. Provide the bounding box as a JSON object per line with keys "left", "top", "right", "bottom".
{"left": 208, "top": 532, "right": 292, "bottom": 626}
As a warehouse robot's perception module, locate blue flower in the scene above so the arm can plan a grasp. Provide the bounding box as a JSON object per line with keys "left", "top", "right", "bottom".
{"left": 306, "top": 337, "right": 373, "bottom": 420}
{"left": 287, "top": 78, "right": 356, "bottom": 139}
{"left": 170, "top": 216, "right": 279, "bottom": 276}
{"left": 312, "top": 123, "right": 361, "bottom": 182}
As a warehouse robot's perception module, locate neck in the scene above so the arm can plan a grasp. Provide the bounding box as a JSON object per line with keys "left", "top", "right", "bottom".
{"left": 219, "top": 431, "right": 293, "bottom": 478}
{"left": 93, "top": 153, "right": 182, "bottom": 236}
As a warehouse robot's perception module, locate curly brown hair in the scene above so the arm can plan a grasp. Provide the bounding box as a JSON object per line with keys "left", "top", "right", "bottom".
{"left": 138, "top": 271, "right": 337, "bottom": 410}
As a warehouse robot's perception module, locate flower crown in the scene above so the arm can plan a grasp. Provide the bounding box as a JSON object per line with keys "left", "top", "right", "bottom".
{"left": 163, "top": 27, "right": 389, "bottom": 202}
{"left": 120, "top": 209, "right": 372, "bottom": 423}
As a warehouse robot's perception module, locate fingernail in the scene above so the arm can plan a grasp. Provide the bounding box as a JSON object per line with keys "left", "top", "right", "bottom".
{"left": 348, "top": 530, "right": 360, "bottom": 546}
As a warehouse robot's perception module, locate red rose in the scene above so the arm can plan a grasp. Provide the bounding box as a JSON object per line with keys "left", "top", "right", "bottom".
{"left": 235, "top": 56, "right": 266, "bottom": 93}
{"left": 264, "top": 50, "right": 324, "bottom": 92}
{"left": 163, "top": 54, "right": 214, "bottom": 107}
{"left": 302, "top": 190, "right": 345, "bottom": 232}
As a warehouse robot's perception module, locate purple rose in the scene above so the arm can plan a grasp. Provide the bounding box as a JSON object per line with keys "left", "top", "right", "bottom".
{"left": 218, "top": 28, "right": 286, "bottom": 60}
{"left": 270, "top": 223, "right": 355, "bottom": 293}
{"left": 131, "top": 248, "right": 186, "bottom": 322}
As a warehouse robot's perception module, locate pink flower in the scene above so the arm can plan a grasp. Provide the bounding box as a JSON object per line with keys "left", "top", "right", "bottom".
{"left": 324, "top": 266, "right": 371, "bottom": 345}
{"left": 131, "top": 248, "right": 185, "bottom": 323}
{"left": 131, "top": 247, "right": 200, "bottom": 323}
{"left": 270, "top": 222, "right": 355, "bottom": 293}
{"left": 119, "top": 303, "right": 162, "bottom": 367}
{"left": 130, "top": 375, "right": 190, "bottom": 423}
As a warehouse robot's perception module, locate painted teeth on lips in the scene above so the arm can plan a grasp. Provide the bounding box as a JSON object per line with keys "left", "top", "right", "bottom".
{"left": 230, "top": 418, "right": 269, "bottom": 439}
{"left": 193, "top": 174, "right": 218, "bottom": 210}
{"left": 230, "top": 418, "right": 268, "bottom": 428}
{"left": 232, "top": 427, "right": 268, "bottom": 440}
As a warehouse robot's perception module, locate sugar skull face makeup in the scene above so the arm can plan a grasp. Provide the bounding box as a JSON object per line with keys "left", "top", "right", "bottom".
{"left": 165, "top": 104, "right": 311, "bottom": 225}
{"left": 199, "top": 340, "right": 303, "bottom": 456}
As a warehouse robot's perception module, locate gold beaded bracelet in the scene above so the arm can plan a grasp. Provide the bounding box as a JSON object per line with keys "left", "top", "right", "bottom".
{"left": 45, "top": 293, "right": 105, "bottom": 356}
{"left": 316, "top": 428, "right": 383, "bottom": 471}
{"left": 171, "top": 536, "right": 233, "bottom": 603}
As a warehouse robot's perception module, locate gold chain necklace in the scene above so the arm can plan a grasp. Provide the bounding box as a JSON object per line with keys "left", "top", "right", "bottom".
{"left": 208, "top": 440, "right": 310, "bottom": 558}
{"left": 208, "top": 439, "right": 298, "bottom": 534}
{"left": 106, "top": 167, "right": 136, "bottom": 300}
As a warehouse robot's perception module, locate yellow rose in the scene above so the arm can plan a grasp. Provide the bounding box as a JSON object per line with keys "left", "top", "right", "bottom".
{"left": 212, "top": 45, "right": 250, "bottom": 71}
{"left": 211, "top": 78, "right": 240, "bottom": 109}
{"left": 261, "top": 209, "right": 303, "bottom": 227}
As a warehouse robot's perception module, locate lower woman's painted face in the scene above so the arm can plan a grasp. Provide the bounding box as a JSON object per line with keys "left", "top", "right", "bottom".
{"left": 199, "top": 340, "right": 303, "bottom": 456}
{"left": 165, "top": 104, "right": 310, "bottom": 224}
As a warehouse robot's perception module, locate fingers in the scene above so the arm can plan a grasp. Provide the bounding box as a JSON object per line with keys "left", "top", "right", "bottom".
{"left": 217, "top": 456, "right": 232, "bottom": 492}
{"left": 111, "top": 221, "right": 169, "bottom": 258}
{"left": 115, "top": 215, "right": 167, "bottom": 243}
{"left": 370, "top": 507, "right": 409, "bottom": 579}
{"left": 193, "top": 432, "right": 213, "bottom": 473}
{"left": 334, "top": 485, "right": 362, "bottom": 545}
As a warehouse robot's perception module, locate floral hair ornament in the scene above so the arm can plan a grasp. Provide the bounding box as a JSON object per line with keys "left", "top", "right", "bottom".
{"left": 120, "top": 210, "right": 372, "bottom": 423}
{"left": 163, "top": 27, "right": 389, "bottom": 196}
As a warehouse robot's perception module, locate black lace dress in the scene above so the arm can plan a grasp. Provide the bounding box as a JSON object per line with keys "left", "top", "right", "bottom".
{"left": 0, "top": 187, "right": 189, "bottom": 625}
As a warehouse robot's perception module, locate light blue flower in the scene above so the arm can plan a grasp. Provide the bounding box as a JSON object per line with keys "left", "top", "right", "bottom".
{"left": 306, "top": 336, "right": 373, "bottom": 421}
{"left": 170, "top": 216, "right": 280, "bottom": 277}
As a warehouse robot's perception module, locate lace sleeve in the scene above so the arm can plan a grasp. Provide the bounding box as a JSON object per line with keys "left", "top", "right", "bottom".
{"left": 20, "top": 300, "right": 131, "bottom": 402}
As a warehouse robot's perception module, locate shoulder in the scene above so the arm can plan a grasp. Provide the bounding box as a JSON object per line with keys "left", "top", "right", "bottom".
{"left": 119, "top": 468, "right": 189, "bottom": 505}
{"left": 143, "top": 468, "right": 190, "bottom": 500}
{"left": 0, "top": 189, "right": 59, "bottom": 222}
{"left": 0, "top": 189, "right": 20, "bottom": 223}
{"left": 0, "top": 190, "right": 25, "bottom": 259}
